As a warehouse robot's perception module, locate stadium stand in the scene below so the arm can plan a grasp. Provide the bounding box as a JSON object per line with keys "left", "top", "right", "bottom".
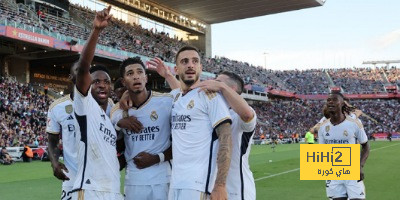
{"left": 0, "top": 76, "right": 51, "bottom": 147}
{"left": 384, "top": 67, "right": 400, "bottom": 86}
{"left": 1, "top": 0, "right": 400, "bottom": 148}
{"left": 328, "top": 68, "right": 387, "bottom": 94}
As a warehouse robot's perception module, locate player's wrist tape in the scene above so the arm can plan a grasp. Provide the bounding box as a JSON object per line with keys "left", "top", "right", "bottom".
{"left": 115, "top": 123, "right": 121, "bottom": 131}
{"left": 158, "top": 153, "right": 165, "bottom": 163}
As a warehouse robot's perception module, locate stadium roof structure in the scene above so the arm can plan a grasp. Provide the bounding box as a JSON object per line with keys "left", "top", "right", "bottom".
{"left": 148, "top": 0, "right": 325, "bottom": 24}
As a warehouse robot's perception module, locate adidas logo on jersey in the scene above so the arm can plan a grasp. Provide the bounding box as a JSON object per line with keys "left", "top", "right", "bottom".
{"left": 67, "top": 115, "right": 74, "bottom": 120}
{"left": 326, "top": 132, "right": 330, "bottom": 136}
{"left": 85, "top": 179, "right": 91, "bottom": 184}
{"left": 360, "top": 192, "right": 364, "bottom": 195}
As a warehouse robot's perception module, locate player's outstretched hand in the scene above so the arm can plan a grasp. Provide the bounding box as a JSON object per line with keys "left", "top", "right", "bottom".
{"left": 93, "top": 5, "right": 112, "bottom": 30}
{"left": 210, "top": 184, "right": 228, "bottom": 200}
{"left": 148, "top": 57, "right": 172, "bottom": 78}
{"left": 133, "top": 152, "right": 159, "bottom": 169}
{"left": 52, "top": 162, "right": 70, "bottom": 181}
{"left": 117, "top": 116, "right": 143, "bottom": 133}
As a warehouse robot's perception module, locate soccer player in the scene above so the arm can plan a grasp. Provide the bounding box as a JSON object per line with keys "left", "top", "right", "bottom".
{"left": 111, "top": 57, "right": 173, "bottom": 200}
{"left": 169, "top": 46, "right": 232, "bottom": 200}
{"left": 71, "top": 6, "right": 122, "bottom": 199}
{"left": 191, "top": 71, "right": 257, "bottom": 200}
{"left": 318, "top": 92, "right": 370, "bottom": 200}
{"left": 46, "top": 64, "right": 78, "bottom": 200}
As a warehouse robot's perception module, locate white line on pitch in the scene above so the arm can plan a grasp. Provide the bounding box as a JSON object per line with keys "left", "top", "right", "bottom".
{"left": 370, "top": 143, "right": 400, "bottom": 152}
{"left": 255, "top": 168, "right": 300, "bottom": 182}
{"left": 254, "top": 142, "right": 400, "bottom": 182}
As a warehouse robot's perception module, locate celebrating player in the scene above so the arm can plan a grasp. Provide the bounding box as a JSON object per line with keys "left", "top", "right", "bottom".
{"left": 191, "top": 71, "right": 257, "bottom": 200}
{"left": 169, "top": 46, "right": 232, "bottom": 200}
{"left": 46, "top": 64, "right": 78, "bottom": 200}
{"left": 318, "top": 92, "right": 370, "bottom": 200}
{"left": 71, "top": 6, "right": 122, "bottom": 199}
{"left": 111, "top": 57, "right": 173, "bottom": 199}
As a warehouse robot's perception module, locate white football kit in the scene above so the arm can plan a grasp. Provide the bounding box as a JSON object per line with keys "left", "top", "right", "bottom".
{"left": 72, "top": 86, "right": 122, "bottom": 199}
{"left": 226, "top": 108, "right": 257, "bottom": 200}
{"left": 169, "top": 88, "right": 232, "bottom": 199}
{"left": 318, "top": 117, "right": 368, "bottom": 199}
{"left": 46, "top": 94, "right": 78, "bottom": 200}
{"left": 111, "top": 91, "right": 172, "bottom": 200}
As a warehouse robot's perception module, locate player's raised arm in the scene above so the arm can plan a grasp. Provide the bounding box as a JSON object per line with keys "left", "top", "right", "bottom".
{"left": 76, "top": 6, "right": 112, "bottom": 95}
{"left": 149, "top": 57, "right": 180, "bottom": 89}
{"left": 211, "top": 122, "right": 232, "bottom": 200}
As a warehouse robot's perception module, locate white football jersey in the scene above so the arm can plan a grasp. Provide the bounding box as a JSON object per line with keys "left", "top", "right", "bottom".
{"left": 73, "top": 86, "right": 120, "bottom": 194}
{"left": 46, "top": 94, "right": 77, "bottom": 188}
{"left": 318, "top": 117, "right": 368, "bottom": 145}
{"left": 170, "top": 88, "right": 232, "bottom": 194}
{"left": 110, "top": 91, "right": 172, "bottom": 185}
{"left": 226, "top": 108, "right": 257, "bottom": 200}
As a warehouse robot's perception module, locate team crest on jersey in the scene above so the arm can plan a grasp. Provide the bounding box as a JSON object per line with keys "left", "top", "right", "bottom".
{"left": 150, "top": 111, "right": 158, "bottom": 121}
{"left": 174, "top": 93, "right": 181, "bottom": 102}
{"left": 343, "top": 130, "right": 348, "bottom": 137}
{"left": 65, "top": 105, "right": 73, "bottom": 114}
{"left": 187, "top": 100, "right": 194, "bottom": 110}
{"left": 325, "top": 125, "right": 330, "bottom": 133}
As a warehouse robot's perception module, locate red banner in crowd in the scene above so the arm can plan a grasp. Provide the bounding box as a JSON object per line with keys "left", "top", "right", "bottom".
{"left": 268, "top": 89, "right": 295, "bottom": 97}
{"left": 330, "top": 86, "right": 341, "bottom": 92}
{"left": 385, "top": 85, "right": 397, "bottom": 90}
{"left": 6, "top": 26, "right": 54, "bottom": 47}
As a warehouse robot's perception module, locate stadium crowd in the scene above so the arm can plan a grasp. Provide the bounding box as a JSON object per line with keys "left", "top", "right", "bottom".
{"left": 385, "top": 67, "right": 400, "bottom": 86}
{"left": 0, "top": 76, "right": 51, "bottom": 148}
{"left": 252, "top": 98, "right": 400, "bottom": 139}
{"left": 1, "top": 0, "right": 400, "bottom": 151}
{"left": 2, "top": 0, "right": 400, "bottom": 94}
{"left": 328, "top": 68, "right": 386, "bottom": 94}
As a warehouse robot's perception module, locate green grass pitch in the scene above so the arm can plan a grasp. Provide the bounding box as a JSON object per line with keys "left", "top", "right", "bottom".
{"left": 1, "top": 141, "right": 399, "bottom": 199}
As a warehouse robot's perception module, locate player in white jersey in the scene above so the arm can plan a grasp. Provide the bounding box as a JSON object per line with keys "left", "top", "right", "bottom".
{"left": 70, "top": 6, "right": 122, "bottom": 200}
{"left": 111, "top": 56, "right": 173, "bottom": 200}
{"left": 318, "top": 93, "right": 370, "bottom": 200}
{"left": 191, "top": 71, "right": 257, "bottom": 200}
{"left": 311, "top": 103, "right": 363, "bottom": 139}
{"left": 47, "top": 65, "right": 78, "bottom": 200}
{"left": 169, "top": 46, "right": 233, "bottom": 200}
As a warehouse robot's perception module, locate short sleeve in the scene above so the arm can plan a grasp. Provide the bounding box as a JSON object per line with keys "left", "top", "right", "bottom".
{"left": 355, "top": 125, "right": 368, "bottom": 144}
{"left": 202, "top": 92, "right": 231, "bottom": 128}
{"left": 318, "top": 127, "right": 325, "bottom": 144}
{"left": 240, "top": 108, "right": 257, "bottom": 132}
{"left": 73, "top": 86, "right": 91, "bottom": 116}
{"left": 111, "top": 108, "right": 123, "bottom": 126}
{"left": 46, "top": 108, "right": 60, "bottom": 134}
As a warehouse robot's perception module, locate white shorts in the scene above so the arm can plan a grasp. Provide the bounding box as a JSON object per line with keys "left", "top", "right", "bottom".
{"left": 71, "top": 189, "right": 124, "bottom": 200}
{"left": 326, "top": 180, "right": 366, "bottom": 199}
{"left": 61, "top": 186, "right": 74, "bottom": 200}
{"left": 124, "top": 184, "right": 169, "bottom": 200}
{"left": 168, "top": 189, "right": 209, "bottom": 200}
